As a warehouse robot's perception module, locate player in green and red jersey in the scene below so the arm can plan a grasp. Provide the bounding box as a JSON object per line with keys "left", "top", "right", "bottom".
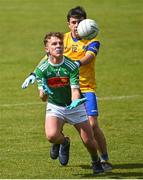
{"left": 36, "top": 55, "right": 80, "bottom": 106}
{"left": 34, "top": 32, "right": 104, "bottom": 174}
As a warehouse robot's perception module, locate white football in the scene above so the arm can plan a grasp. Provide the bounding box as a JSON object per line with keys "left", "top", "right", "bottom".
{"left": 77, "top": 19, "right": 99, "bottom": 40}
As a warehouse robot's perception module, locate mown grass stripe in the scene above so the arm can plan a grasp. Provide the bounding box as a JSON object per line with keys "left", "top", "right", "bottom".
{"left": 0, "top": 95, "right": 141, "bottom": 107}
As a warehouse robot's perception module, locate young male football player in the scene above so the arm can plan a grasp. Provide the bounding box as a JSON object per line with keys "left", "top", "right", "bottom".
{"left": 22, "top": 6, "right": 112, "bottom": 171}
{"left": 35, "top": 31, "right": 104, "bottom": 174}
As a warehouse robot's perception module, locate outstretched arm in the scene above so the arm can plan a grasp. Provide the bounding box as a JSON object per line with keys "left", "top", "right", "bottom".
{"left": 21, "top": 72, "right": 36, "bottom": 89}
{"left": 21, "top": 55, "right": 48, "bottom": 89}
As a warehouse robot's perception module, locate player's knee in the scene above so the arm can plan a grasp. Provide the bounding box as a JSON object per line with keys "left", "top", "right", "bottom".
{"left": 45, "top": 132, "right": 58, "bottom": 143}
{"left": 89, "top": 116, "right": 99, "bottom": 129}
{"left": 82, "top": 136, "right": 94, "bottom": 146}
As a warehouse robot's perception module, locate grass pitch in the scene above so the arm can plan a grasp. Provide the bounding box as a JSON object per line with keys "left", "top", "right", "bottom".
{"left": 0, "top": 0, "right": 143, "bottom": 179}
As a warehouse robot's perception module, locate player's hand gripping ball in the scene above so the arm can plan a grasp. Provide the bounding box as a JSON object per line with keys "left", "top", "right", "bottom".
{"left": 77, "top": 19, "right": 99, "bottom": 40}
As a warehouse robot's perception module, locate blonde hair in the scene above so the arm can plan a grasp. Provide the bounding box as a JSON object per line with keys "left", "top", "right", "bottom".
{"left": 44, "top": 32, "right": 64, "bottom": 46}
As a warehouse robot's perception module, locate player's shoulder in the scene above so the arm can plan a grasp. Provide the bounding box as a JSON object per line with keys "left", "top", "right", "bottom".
{"left": 64, "top": 32, "right": 71, "bottom": 40}
{"left": 86, "top": 36, "right": 100, "bottom": 50}
{"left": 64, "top": 32, "right": 70, "bottom": 37}
{"left": 38, "top": 59, "right": 49, "bottom": 72}
{"left": 41, "top": 54, "right": 48, "bottom": 61}
{"left": 63, "top": 56, "right": 78, "bottom": 71}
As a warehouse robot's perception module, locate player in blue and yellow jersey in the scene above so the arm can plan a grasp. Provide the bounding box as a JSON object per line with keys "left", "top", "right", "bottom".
{"left": 64, "top": 31, "right": 99, "bottom": 93}
{"left": 64, "top": 7, "right": 112, "bottom": 171}
{"left": 21, "top": 6, "right": 112, "bottom": 171}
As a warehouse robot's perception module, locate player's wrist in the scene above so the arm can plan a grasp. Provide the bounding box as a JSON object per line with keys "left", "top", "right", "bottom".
{"left": 75, "top": 60, "right": 81, "bottom": 67}
{"left": 29, "top": 72, "right": 36, "bottom": 77}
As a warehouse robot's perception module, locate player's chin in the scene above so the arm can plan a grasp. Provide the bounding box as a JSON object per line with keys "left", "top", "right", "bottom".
{"left": 75, "top": 31, "right": 80, "bottom": 38}
{"left": 75, "top": 29, "right": 77, "bottom": 34}
{"left": 55, "top": 53, "right": 63, "bottom": 58}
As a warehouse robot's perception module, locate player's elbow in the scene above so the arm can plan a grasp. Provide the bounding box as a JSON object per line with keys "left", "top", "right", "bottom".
{"left": 39, "top": 90, "right": 47, "bottom": 102}
{"left": 40, "top": 95, "right": 47, "bottom": 102}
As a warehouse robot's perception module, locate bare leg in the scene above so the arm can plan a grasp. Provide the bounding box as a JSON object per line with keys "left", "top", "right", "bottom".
{"left": 89, "top": 116, "right": 107, "bottom": 155}
{"left": 74, "top": 120, "right": 98, "bottom": 158}
{"left": 45, "top": 116, "right": 65, "bottom": 144}
{"left": 74, "top": 120, "right": 104, "bottom": 174}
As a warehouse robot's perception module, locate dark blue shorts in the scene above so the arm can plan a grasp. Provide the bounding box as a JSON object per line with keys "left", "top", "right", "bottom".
{"left": 82, "top": 92, "right": 98, "bottom": 116}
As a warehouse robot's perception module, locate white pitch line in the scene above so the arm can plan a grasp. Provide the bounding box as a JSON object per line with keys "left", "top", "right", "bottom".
{"left": 0, "top": 95, "right": 142, "bottom": 107}
{"left": 98, "top": 94, "right": 141, "bottom": 100}
{"left": 0, "top": 102, "right": 44, "bottom": 107}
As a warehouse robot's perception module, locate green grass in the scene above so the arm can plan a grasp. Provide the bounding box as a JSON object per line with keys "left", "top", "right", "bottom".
{"left": 0, "top": 0, "right": 143, "bottom": 178}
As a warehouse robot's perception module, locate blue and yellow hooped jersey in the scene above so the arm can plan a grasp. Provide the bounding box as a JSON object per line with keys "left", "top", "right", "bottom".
{"left": 64, "top": 32, "right": 100, "bottom": 93}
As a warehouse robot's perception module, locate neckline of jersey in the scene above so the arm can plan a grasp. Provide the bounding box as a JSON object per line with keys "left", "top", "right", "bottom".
{"left": 48, "top": 56, "right": 64, "bottom": 67}
{"left": 70, "top": 32, "right": 81, "bottom": 42}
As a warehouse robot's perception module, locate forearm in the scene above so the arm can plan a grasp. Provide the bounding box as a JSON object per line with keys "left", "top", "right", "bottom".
{"left": 67, "top": 88, "right": 86, "bottom": 109}
{"left": 71, "top": 88, "right": 81, "bottom": 101}
{"left": 75, "top": 53, "right": 95, "bottom": 68}
{"left": 39, "top": 89, "right": 48, "bottom": 102}
{"left": 80, "top": 53, "right": 95, "bottom": 66}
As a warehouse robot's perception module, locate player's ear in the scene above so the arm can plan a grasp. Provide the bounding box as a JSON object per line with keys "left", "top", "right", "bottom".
{"left": 67, "top": 21, "right": 70, "bottom": 28}
{"left": 45, "top": 47, "right": 49, "bottom": 53}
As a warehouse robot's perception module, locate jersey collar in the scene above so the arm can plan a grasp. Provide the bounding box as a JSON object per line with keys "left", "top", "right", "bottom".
{"left": 71, "top": 32, "right": 81, "bottom": 42}
{"left": 48, "top": 56, "right": 64, "bottom": 67}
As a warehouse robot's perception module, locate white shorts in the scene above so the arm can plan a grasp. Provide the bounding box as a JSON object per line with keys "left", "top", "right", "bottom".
{"left": 46, "top": 103, "right": 88, "bottom": 125}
